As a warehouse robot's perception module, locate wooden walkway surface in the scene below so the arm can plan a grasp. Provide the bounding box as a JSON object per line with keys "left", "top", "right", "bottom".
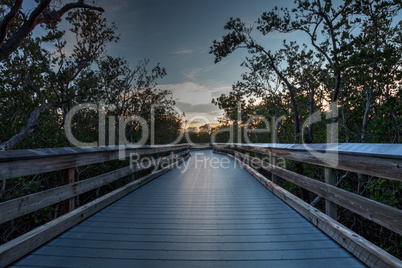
{"left": 12, "top": 150, "right": 364, "bottom": 267}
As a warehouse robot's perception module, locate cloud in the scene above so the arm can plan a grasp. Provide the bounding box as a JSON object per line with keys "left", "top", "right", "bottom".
{"left": 175, "top": 102, "right": 219, "bottom": 114}
{"left": 172, "top": 49, "right": 194, "bottom": 55}
{"left": 182, "top": 68, "right": 202, "bottom": 81}
{"left": 184, "top": 110, "right": 224, "bottom": 125}
{"left": 159, "top": 82, "right": 231, "bottom": 105}
{"left": 158, "top": 82, "right": 231, "bottom": 122}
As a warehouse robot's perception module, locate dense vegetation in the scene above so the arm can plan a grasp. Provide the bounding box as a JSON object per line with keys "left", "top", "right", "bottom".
{"left": 205, "top": 0, "right": 401, "bottom": 257}
{"left": 0, "top": 0, "right": 400, "bottom": 259}
{"left": 0, "top": 0, "right": 182, "bottom": 246}
{"left": 0, "top": 1, "right": 181, "bottom": 150}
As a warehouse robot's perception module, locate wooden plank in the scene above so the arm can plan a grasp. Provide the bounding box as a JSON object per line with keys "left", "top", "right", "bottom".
{"left": 189, "top": 145, "right": 213, "bottom": 151}
{"left": 0, "top": 145, "right": 189, "bottom": 162}
{"left": 0, "top": 166, "right": 134, "bottom": 225}
{"left": 228, "top": 150, "right": 402, "bottom": 235}
{"left": 25, "top": 246, "right": 354, "bottom": 260}
{"left": 14, "top": 150, "right": 363, "bottom": 268}
{"left": 48, "top": 238, "right": 342, "bottom": 251}
{"left": 218, "top": 151, "right": 402, "bottom": 268}
{"left": 0, "top": 155, "right": 190, "bottom": 268}
{"left": 0, "top": 151, "right": 189, "bottom": 225}
{"left": 0, "top": 145, "right": 189, "bottom": 180}
{"left": 230, "top": 144, "right": 402, "bottom": 181}
{"left": 216, "top": 143, "right": 402, "bottom": 159}
{"left": 12, "top": 257, "right": 363, "bottom": 267}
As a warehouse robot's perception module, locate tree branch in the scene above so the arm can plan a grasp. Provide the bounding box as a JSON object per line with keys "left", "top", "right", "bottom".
{"left": 307, "top": 82, "right": 315, "bottom": 143}
{"left": 0, "top": 76, "right": 63, "bottom": 150}
{"left": 361, "top": 14, "right": 378, "bottom": 142}
{"left": 0, "top": 101, "right": 55, "bottom": 150}
{"left": 0, "top": 0, "right": 23, "bottom": 47}
{"left": 251, "top": 42, "right": 301, "bottom": 141}
{"left": 0, "top": 0, "right": 52, "bottom": 61}
{"left": 309, "top": 17, "right": 335, "bottom": 70}
{"left": 0, "top": 0, "right": 105, "bottom": 62}
{"left": 37, "top": 1, "right": 105, "bottom": 24}
{"left": 311, "top": 171, "right": 349, "bottom": 207}
{"left": 25, "top": 75, "right": 45, "bottom": 104}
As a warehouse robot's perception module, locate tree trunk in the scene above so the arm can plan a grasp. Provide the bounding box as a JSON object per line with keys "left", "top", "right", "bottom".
{"left": 361, "top": 16, "right": 378, "bottom": 143}
{"left": 0, "top": 102, "right": 54, "bottom": 150}
{"left": 307, "top": 82, "right": 315, "bottom": 143}
{"left": 0, "top": 1, "right": 104, "bottom": 62}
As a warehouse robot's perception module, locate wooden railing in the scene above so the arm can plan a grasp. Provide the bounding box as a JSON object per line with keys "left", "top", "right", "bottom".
{"left": 188, "top": 143, "right": 213, "bottom": 150}
{"left": 0, "top": 144, "right": 191, "bottom": 267}
{"left": 213, "top": 143, "right": 402, "bottom": 268}
{"left": 1, "top": 143, "right": 400, "bottom": 267}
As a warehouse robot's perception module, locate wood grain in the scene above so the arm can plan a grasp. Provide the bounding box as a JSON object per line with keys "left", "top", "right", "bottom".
{"left": 0, "top": 155, "right": 190, "bottom": 268}
{"left": 224, "top": 144, "right": 402, "bottom": 181}
{"left": 0, "top": 151, "right": 189, "bottom": 225}
{"left": 0, "top": 145, "right": 189, "bottom": 180}
{"left": 214, "top": 148, "right": 402, "bottom": 235}
{"left": 216, "top": 149, "right": 402, "bottom": 268}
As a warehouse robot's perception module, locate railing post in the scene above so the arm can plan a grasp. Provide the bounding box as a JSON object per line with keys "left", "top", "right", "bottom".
{"left": 63, "top": 168, "right": 76, "bottom": 214}
{"left": 325, "top": 167, "right": 337, "bottom": 219}
{"left": 271, "top": 156, "right": 278, "bottom": 184}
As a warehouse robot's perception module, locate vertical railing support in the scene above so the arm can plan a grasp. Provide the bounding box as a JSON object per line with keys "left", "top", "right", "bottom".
{"left": 1, "top": 179, "right": 5, "bottom": 191}
{"left": 271, "top": 156, "right": 278, "bottom": 184}
{"left": 325, "top": 167, "right": 337, "bottom": 219}
{"left": 272, "top": 118, "right": 278, "bottom": 184}
{"left": 63, "top": 168, "right": 76, "bottom": 214}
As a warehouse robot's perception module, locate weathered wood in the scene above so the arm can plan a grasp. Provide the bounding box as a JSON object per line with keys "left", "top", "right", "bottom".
{"left": 12, "top": 151, "right": 365, "bottom": 267}
{"left": 1, "top": 142, "right": 400, "bottom": 267}
{"left": 0, "top": 151, "right": 189, "bottom": 225}
{"left": 1, "top": 179, "right": 5, "bottom": 191}
{"left": 223, "top": 150, "right": 402, "bottom": 235}
{"left": 0, "top": 145, "right": 189, "bottom": 180}
{"left": 325, "top": 167, "right": 337, "bottom": 219}
{"left": 225, "top": 144, "right": 402, "bottom": 181}
{"left": 219, "top": 151, "right": 402, "bottom": 268}
{"left": 271, "top": 156, "right": 278, "bottom": 184}
{"left": 0, "top": 166, "right": 134, "bottom": 225}
{"left": 189, "top": 143, "right": 213, "bottom": 151}
{"left": 0, "top": 144, "right": 189, "bottom": 162}
{"left": 63, "top": 168, "right": 75, "bottom": 214}
{"left": 222, "top": 143, "right": 402, "bottom": 159}
{"left": 0, "top": 155, "right": 190, "bottom": 268}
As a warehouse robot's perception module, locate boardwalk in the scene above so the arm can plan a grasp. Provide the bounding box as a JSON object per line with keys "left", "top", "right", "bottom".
{"left": 12, "top": 150, "right": 364, "bottom": 267}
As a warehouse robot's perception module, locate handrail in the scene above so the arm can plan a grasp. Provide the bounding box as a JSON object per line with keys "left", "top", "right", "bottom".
{"left": 214, "top": 143, "right": 402, "bottom": 158}
{"left": 0, "top": 144, "right": 191, "bottom": 161}
{"left": 0, "top": 150, "right": 188, "bottom": 225}
{"left": 213, "top": 143, "right": 402, "bottom": 181}
{"left": 1, "top": 143, "right": 400, "bottom": 267}
{"left": 213, "top": 143, "right": 402, "bottom": 232}
{"left": 0, "top": 144, "right": 192, "bottom": 267}
{"left": 0, "top": 144, "right": 189, "bottom": 180}
{"left": 236, "top": 149, "right": 401, "bottom": 234}
{"left": 213, "top": 143, "right": 402, "bottom": 268}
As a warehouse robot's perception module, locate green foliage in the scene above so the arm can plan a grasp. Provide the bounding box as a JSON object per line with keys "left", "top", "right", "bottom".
{"left": 367, "top": 179, "right": 401, "bottom": 207}
{"left": 0, "top": 0, "right": 183, "bottom": 248}
{"left": 210, "top": 0, "right": 402, "bottom": 258}
{"left": 0, "top": 5, "right": 181, "bottom": 149}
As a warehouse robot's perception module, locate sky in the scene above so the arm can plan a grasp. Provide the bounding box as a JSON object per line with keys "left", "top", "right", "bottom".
{"left": 92, "top": 0, "right": 304, "bottom": 126}
{"left": 19, "top": 0, "right": 402, "bottom": 128}
{"left": 20, "top": 0, "right": 310, "bottom": 126}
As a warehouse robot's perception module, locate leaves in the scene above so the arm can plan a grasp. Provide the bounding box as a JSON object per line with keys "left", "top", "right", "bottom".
{"left": 209, "top": 0, "right": 402, "bottom": 258}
